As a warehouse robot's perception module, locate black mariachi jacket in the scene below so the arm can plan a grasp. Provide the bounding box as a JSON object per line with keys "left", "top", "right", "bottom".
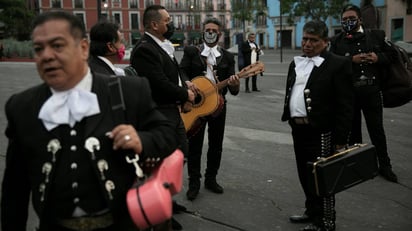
{"left": 329, "top": 29, "right": 396, "bottom": 85}
{"left": 1, "top": 73, "right": 177, "bottom": 231}
{"left": 179, "top": 44, "right": 239, "bottom": 98}
{"left": 130, "top": 34, "right": 190, "bottom": 106}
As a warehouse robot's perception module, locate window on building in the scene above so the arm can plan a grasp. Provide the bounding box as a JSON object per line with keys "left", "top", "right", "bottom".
{"left": 176, "top": 15, "right": 182, "bottom": 30}
{"left": 165, "top": 0, "right": 173, "bottom": 9}
{"left": 218, "top": 0, "right": 225, "bottom": 10}
{"left": 73, "top": 12, "right": 85, "bottom": 29}
{"left": 131, "top": 13, "right": 139, "bottom": 30}
{"left": 73, "top": 0, "right": 83, "bottom": 8}
{"left": 194, "top": 15, "right": 201, "bottom": 30}
{"left": 129, "top": 0, "right": 138, "bottom": 8}
{"left": 256, "top": 13, "right": 267, "bottom": 27}
{"left": 113, "top": 13, "right": 122, "bottom": 25}
{"left": 145, "top": 0, "right": 155, "bottom": 7}
{"left": 205, "top": 0, "right": 213, "bottom": 11}
{"left": 193, "top": 0, "right": 200, "bottom": 10}
{"left": 51, "top": 0, "right": 61, "bottom": 8}
{"left": 219, "top": 15, "right": 225, "bottom": 28}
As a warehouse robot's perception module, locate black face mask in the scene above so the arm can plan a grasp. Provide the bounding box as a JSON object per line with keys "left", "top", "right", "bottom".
{"left": 163, "top": 21, "right": 175, "bottom": 40}
{"left": 341, "top": 19, "right": 359, "bottom": 33}
{"left": 203, "top": 31, "right": 219, "bottom": 46}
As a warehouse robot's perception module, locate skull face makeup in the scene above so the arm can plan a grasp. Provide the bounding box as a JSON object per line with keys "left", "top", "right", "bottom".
{"left": 203, "top": 31, "right": 219, "bottom": 45}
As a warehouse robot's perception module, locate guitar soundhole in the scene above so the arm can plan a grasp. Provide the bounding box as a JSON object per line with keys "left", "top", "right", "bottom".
{"left": 193, "top": 93, "right": 203, "bottom": 108}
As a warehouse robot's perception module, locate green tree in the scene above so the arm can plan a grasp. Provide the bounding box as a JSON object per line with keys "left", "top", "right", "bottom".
{"left": 0, "top": 0, "right": 35, "bottom": 40}
{"left": 280, "top": 0, "right": 349, "bottom": 23}
{"left": 232, "top": 0, "right": 268, "bottom": 34}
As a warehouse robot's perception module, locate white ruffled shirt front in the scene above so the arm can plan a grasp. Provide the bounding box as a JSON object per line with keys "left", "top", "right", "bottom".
{"left": 289, "top": 56, "right": 324, "bottom": 117}
{"left": 38, "top": 69, "right": 101, "bottom": 131}
{"left": 201, "top": 44, "right": 221, "bottom": 82}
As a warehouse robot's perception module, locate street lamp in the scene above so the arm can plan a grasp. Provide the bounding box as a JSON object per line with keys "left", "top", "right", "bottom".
{"left": 279, "top": 0, "right": 283, "bottom": 63}
{"left": 104, "top": 1, "right": 108, "bottom": 19}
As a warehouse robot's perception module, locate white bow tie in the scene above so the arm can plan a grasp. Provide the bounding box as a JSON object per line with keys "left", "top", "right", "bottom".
{"left": 294, "top": 56, "right": 324, "bottom": 67}
{"left": 38, "top": 89, "right": 101, "bottom": 130}
{"left": 201, "top": 46, "right": 221, "bottom": 59}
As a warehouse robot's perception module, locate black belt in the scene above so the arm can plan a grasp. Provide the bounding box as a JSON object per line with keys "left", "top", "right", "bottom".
{"left": 56, "top": 212, "right": 114, "bottom": 231}
{"left": 291, "top": 117, "right": 309, "bottom": 125}
{"left": 354, "top": 79, "right": 376, "bottom": 87}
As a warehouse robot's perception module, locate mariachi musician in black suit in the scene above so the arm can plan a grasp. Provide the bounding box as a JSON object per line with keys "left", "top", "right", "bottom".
{"left": 1, "top": 11, "right": 177, "bottom": 231}
{"left": 329, "top": 4, "right": 398, "bottom": 183}
{"left": 281, "top": 21, "right": 354, "bottom": 231}
{"left": 241, "top": 32, "right": 262, "bottom": 92}
{"left": 179, "top": 17, "right": 240, "bottom": 201}
{"left": 88, "top": 21, "right": 127, "bottom": 77}
{"left": 130, "top": 5, "right": 195, "bottom": 158}
{"left": 130, "top": 5, "right": 195, "bottom": 230}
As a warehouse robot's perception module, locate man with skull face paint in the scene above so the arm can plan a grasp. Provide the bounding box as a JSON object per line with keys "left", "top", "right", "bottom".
{"left": 330, "top": 4, "right": 398, "bottom": 183}
{"left": 180, "top": 18, "right": 240, "bottom": 201}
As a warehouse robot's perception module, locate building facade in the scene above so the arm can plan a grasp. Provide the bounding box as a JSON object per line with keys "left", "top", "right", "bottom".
{"left": 37, "top": 0, "right": 160, "bottom": 46}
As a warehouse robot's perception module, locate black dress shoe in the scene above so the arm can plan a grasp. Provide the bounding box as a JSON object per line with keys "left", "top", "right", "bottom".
{"left": 186, "top": 187, "right": 199, "bottom": 201}
{"left": 379, "top": 166, "right": 398, "bottom": 183}
{"left": 245, "top": 89, "right": 251, "bottom": 93}
{"left": 252, "top": 89, "right": 261, "bottom": 92}
{"left": 204, "top": 179, "right": 224, "bottom": 194}
{"left": 172, "top": 201, "right": 187, "bottom": 214}
{"left": 171, "top": 217, "right": 183, "bottom": 230}
{"left": 289, "top": 214, "right": 312, "bottom": 223}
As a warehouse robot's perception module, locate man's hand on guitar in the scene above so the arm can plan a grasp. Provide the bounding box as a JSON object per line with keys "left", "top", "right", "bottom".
{"left": 181, "top": 101, "right": 193, "bottom": 113}
{"left": 181, "top": 89, "right": 195, "bottom": 113}
{"left": 185, "top": 80, "right": 200, "bottom": 95}
{"left": 227, "top": 75, "right": 240, "bottom": 86}
{"left": 227, "top": 74, "right": 240, "bottom": 92}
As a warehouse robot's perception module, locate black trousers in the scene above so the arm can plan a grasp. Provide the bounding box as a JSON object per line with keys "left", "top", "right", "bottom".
{"left": 158, "top": 106, "right": 189, "bottom": 157}
{"left": 290, "top": 122, "right": 335, "bottom": 225}
{"left": 245, "top": 75, "right": 258, "bottom": 90}
{"left": 187, "top": 103, "right": 227, "bottom": 180}
{"left": 349, "top": 85, "right": 391, "bottom": 167}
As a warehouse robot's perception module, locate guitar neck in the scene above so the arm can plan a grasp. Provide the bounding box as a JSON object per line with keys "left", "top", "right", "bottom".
{"left": 215, "top": 74, "right": 247, "bottom": 90}
{"left": 215, "top": 61, "right": 264, "bottom": 91}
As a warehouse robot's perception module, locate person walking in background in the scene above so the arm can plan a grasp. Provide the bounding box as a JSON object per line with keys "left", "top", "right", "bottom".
{"left": 241, "top": 32, "right": 263, "bottom": 93}
{"left": 129, "top": 5, "right": 195, "bottom": 230}
{"left": 1, "top": 11, "right": 177, "bottom": 231}
{"left": 329, "top": 4, "right": 398, "bottom": 183}
{"left": 180, "top": 17, "right": 240, "bottom": 201}
{"left": 282, "top": 20, "right": 354, "bottom": 231}
{"left": 88, "top": 21, "right": 127, "bottom": 76}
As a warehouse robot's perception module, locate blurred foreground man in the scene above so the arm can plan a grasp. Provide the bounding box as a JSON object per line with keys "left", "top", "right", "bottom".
{"left": 1, "top": 11, "right": 176, "bottom": 231}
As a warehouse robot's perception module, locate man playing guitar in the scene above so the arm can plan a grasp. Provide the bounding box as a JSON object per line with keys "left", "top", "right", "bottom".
{"left": 180, "top": 17, "right": 240, "bottom": 201}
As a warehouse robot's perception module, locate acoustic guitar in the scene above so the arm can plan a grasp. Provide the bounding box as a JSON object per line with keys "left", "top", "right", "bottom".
{"left": 181, "top": 61, "right": 265, "bottom": 135}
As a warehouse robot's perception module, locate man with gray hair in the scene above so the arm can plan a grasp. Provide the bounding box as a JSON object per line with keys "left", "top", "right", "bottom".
{"left": 282, "top": 20, "right": 354, "bottom": 231}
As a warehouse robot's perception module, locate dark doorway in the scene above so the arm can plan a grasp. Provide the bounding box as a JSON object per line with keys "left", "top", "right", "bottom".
{"left": 278, "top": 29, "right": 292, "bottom": 48}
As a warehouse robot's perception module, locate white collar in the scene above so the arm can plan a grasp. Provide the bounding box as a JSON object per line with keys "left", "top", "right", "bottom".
{"left": 51, "top": 68, "right": 93, "bottom": 94}
{"left": 145, "top": 32, "right": 175, "bottom": 58}
{"left": 97, "top": 56, "right": 125, "bottom": 76}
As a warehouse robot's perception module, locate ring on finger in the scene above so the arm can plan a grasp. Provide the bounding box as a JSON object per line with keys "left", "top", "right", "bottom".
{"left": 124, "top": 135, "right": 131, "bottom": 141}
